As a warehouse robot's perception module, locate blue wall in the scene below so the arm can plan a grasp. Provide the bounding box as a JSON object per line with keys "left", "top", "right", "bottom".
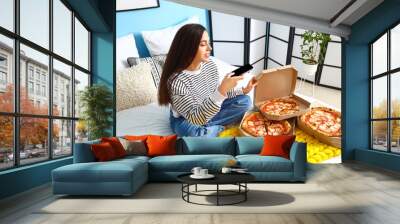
{"left": 116, "top": 0, "right": 209, "bottom": 57}
{"left": 344, "top": 0, "right": 400, "bottom": 171}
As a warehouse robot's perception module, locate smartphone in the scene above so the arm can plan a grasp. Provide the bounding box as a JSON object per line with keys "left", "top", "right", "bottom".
{"left": 231, "top": 64, "right": 253, "bottom": 77}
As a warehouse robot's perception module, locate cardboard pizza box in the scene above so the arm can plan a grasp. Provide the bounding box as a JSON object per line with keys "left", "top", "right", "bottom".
{"left": 254, "top": 65, "right": 311, "bottom": 121}
{"left": 239, "top": 111, "right": 296, "bottom": 137}
{"left": 296, "top": 116, "right": 341, "bottom": 148}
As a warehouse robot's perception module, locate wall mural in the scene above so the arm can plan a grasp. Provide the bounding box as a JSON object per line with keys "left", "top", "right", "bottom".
{"left": 116, "top": 5, "right": 342, "bottom": 165}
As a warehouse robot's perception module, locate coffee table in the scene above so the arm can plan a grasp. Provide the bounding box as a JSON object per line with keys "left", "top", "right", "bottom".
{"left": 177, "top": 172, "right": 255, "bottom": 206}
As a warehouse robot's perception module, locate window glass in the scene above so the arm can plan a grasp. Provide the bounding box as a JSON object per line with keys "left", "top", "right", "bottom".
{"left": 53, "top": 0, "right": 72, "bottom": 60}
{"left": 20, "top": 44, "right": 49, "bottom": 115}
{"left": 372, "top": 76, "right": 387, "bottom": 119}
{"left": 391, "top": 120, "right": 400, "bottom": 153}
{"left": 20, "top": 0, "right": 49, "bottom": 49}
{"left": 372, "top": 33, "right": 387, "bottom": 76}
{"left": 0, "top": 116, "right": 13, "bottom": 170}
{"left": 53, "top": 119, "right": 72, "bottom": 158}
{"left": 391, "top": 24, "right": 400, "bottom": 70}
{"left": 20, "top": 117, "right": 49, "bottom": 165}
{"left": 391, "top": 72, "right": 400, "bottom": 118}
{"left": 372, "top": 121, "right": 388, "bottom": 151}
{"left": 0, "top": 0, "right": 14, "bottom": 32}
{"left": 74, "top": 18, "right": 89, "bottom": 70}
{"left": 75, "top": 120, "right": 88, "bottom": 143}
{"left": 53, "top": 59, "right": 72, "bottom": 117}
{"left": 74, "top": 69, "right": 89, "bottom": 118}
{"left": 0, "top": 35, "right": 14, "bottom": 113}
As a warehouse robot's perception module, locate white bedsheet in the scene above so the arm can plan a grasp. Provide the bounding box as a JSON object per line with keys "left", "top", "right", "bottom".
{"left": 116, "top": 103, "right": 174, "bottom": 136}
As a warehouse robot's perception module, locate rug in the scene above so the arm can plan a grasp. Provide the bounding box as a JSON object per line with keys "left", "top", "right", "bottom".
{"left": 37, "top": 183, "right": 361, "bottom": 214}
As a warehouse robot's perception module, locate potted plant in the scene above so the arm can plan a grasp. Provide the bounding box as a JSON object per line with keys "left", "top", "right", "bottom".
{"left": 79, "top": 84, "right": 113, "bottom": 140}
{"left": 300, "top": 31, "right": 331, "bottom": 76}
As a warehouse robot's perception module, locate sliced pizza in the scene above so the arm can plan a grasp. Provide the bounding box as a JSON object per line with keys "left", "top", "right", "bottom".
{"left": 259, "top": 97, "right": 300, "bottom": 116}
{"left": 241, "top": 112, "right": 268, "bottom": 137}
{"left": 265, "top": 120, "right": 292, "bottom": 136}
{"left": 300, "top": 107, "right": 341, "bottom": 137}
{"left": 241, "top": 112, "right": 292, "bottom": 137}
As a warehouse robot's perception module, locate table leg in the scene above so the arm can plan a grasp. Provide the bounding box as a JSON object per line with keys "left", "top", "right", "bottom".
{"left": 195, "top": 184, "right": 197, "bottom": 192}
{"left": 245, "top": 183, "right": 247, "bottom": 201}
{"left": 217, "top": 184, "right": 219, "bottom": 206}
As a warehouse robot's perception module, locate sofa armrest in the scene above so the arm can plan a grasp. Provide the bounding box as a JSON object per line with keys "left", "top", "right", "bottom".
{"left": 73, "top": 140, "right": 100, "bottom": 163}
{"left": 289, "top": 142, "right": 307, "bottom": 181}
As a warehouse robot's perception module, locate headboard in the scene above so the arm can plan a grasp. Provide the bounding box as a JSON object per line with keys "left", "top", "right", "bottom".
{"left": 116, "top": 0, "right": 209, "bottom": 57}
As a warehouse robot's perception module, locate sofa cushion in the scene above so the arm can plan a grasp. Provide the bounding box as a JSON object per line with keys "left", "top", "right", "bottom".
{"left": 236, "top": 155, "right": 293, "bottom": 172}
{"left": 91, "top": 142, "right": 118, "bottom": 162}
{"left": 178, "top": 137, "right": 235, "bottom": 155}
{"left": 53, "top": 158, "right": 147, "bottom": 183}
{"left": 74, "top": 140, "right": 100, "bottom": 163}
{"left": 260, "top": 135, "right": 296, "bottom": 159}
{"left": 235, "top": 137, "right": 264, "bottom": 155}
{"left": 101, "top": 137, "right": 127, "bottom": 158}
{"left": 147, "top": 135, "right": 177, "bottom": 157}
{"left": 148, "top": 154, "right": 235, "bottom": 172}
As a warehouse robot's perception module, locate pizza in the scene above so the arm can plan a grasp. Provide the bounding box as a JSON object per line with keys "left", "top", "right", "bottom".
{"left": 265, "top": 120, "right": 292, "bottom": 136}
{"left": 241, "top": 112, "right": 292, "bottom": 137}
{"left": 259, "top": 97, "right": 299, "bottom": 116}
{"left": 241, "top": 112, "right": 268, "bottom": 137}
{"left": 300, "top": 107, "right": 341, "bottom": 137}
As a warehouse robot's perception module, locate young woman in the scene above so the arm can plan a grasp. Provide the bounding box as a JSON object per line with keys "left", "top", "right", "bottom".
{"left": 158, "top": 24, "right": 258, "bottom": 137}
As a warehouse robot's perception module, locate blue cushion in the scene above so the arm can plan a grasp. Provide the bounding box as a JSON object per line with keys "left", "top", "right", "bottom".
{"left": 236, "top": 155, "right": 293, "bottom": 172}
{"left": 53, "top": 159, "right": 147, "bottom": 183}
{"left": 178, "top": 137, "right": 235, "bottom": 155}
{"left": 149, "top": 154, "right": 235, "bottom": 172}
{"left": 236, "top": 137, "right": 264, "bottom": 155}
{"left": 73, "top": 140, "right": 100, "bottom": 163}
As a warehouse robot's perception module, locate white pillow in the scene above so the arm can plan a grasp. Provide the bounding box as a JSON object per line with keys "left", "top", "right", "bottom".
{"left": 141, "top": 16, "right": 200, "bottom": 56}
{"left": 116, "top": 63, "right": 157, "bottom": 112}
{"left": 117, "top": 34, "right": 139, "bottom": 72}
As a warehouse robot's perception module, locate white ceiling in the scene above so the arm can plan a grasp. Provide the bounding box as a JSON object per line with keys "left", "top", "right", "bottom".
{"left": 168, "top": 0, "right": 384, "bottom": 38}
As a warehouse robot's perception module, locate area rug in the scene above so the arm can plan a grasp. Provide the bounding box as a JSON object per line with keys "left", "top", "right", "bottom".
{"left": 37, "top": 183, "right": 361, "bottom": 214}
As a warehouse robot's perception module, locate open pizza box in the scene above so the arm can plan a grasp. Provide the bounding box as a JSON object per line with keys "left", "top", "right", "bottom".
{"left": 296, "top": 115, "right": 342, "bottom": 148}
{"left": 253, "top": 65, "right": 310, "bottom": 121}
{"left": 239, "top": 111, "right": 296, "bottom": 137}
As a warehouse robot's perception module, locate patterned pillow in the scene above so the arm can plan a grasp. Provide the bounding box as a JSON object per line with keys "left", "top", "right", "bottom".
{"left": 127, "top": 55, "right": 166, "bottom": 88}
{"left": 118, "top": 138, "right": 147, "bottom": 156}
{"left": 116, "top": 63, "right": 157, "bottom": 111}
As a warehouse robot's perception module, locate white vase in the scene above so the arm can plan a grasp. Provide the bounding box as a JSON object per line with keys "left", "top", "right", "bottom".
{"left": 301, "top": 62, "right": 318, "bottom": 77}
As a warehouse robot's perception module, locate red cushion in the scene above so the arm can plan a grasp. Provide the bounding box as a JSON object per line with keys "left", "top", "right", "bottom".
{"left": 259, "top": 135, "right": 296, "bottom": 159}
{"left": 91, "top": 142, "right": 118, "bottom": 161}
{"left": 146, "top": 135, "right": 177, "bottom": 157}
{"left": 124, "top": 135, "right": 150, "bottom": 141}
{"left": 101, "top": 137, "right": 126, "bottom": 158}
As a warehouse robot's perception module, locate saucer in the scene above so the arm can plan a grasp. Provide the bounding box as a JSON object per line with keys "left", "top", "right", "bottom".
{"left": 190, "top": 174, "right": 215, "bottom": 179}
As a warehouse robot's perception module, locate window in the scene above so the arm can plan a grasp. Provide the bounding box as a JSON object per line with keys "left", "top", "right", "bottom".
{"left": 0, "top": 54, "right": 8, "bottom": 87}
{"left": 42, "top": 85, "right": 46, "bottom": 97}
{"left": 0, "top": 71, "right": 6, "bottom": 85}
{"left": 370, "top": 23, "right": 400, "bottom": 154}
{"left": 0, "top": 0, "right": 91, "bottom": 170}
{"left": 28, "top": 81, "right": 34, "bottom": 94}
{"left": 28, "top": 67, "right": 34, "bottom": 80}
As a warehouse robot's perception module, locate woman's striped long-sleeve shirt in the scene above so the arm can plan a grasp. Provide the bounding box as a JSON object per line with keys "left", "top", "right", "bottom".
{"left": 168, "top": 60, "right": 243, "bottom": 125}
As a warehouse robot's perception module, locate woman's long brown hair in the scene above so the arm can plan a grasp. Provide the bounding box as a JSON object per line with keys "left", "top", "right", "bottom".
{"left": 158, "top": 23, "right": 206, "bottom": 106}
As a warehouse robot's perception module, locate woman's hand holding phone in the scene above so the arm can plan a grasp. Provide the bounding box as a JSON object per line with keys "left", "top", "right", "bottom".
{"left": 218, "top": 73, "right": 244, "bottom": 96}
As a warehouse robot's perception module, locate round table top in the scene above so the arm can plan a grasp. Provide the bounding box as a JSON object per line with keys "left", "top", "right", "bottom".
{"left": 177, "top": 172, "right": 255, "bottom": 185}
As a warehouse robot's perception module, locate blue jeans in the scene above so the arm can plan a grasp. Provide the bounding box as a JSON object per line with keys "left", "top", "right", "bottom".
{"left": 170, "top": 95, "right": 252, "bottom": 137}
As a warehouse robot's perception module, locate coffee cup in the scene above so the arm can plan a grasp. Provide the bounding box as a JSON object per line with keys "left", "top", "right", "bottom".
{"left": 191, "top": 167, "right": 202, "bottom": 176}
{"left": 221, "top": 167, "right": 232, "bottom": 174}
{"left": 200, "top": 169, "right": 208, "bottom": 176}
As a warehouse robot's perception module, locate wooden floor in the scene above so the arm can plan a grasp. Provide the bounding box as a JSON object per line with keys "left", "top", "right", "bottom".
{"left": 1, "top": 162, "right": 400, "bottom": 224}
